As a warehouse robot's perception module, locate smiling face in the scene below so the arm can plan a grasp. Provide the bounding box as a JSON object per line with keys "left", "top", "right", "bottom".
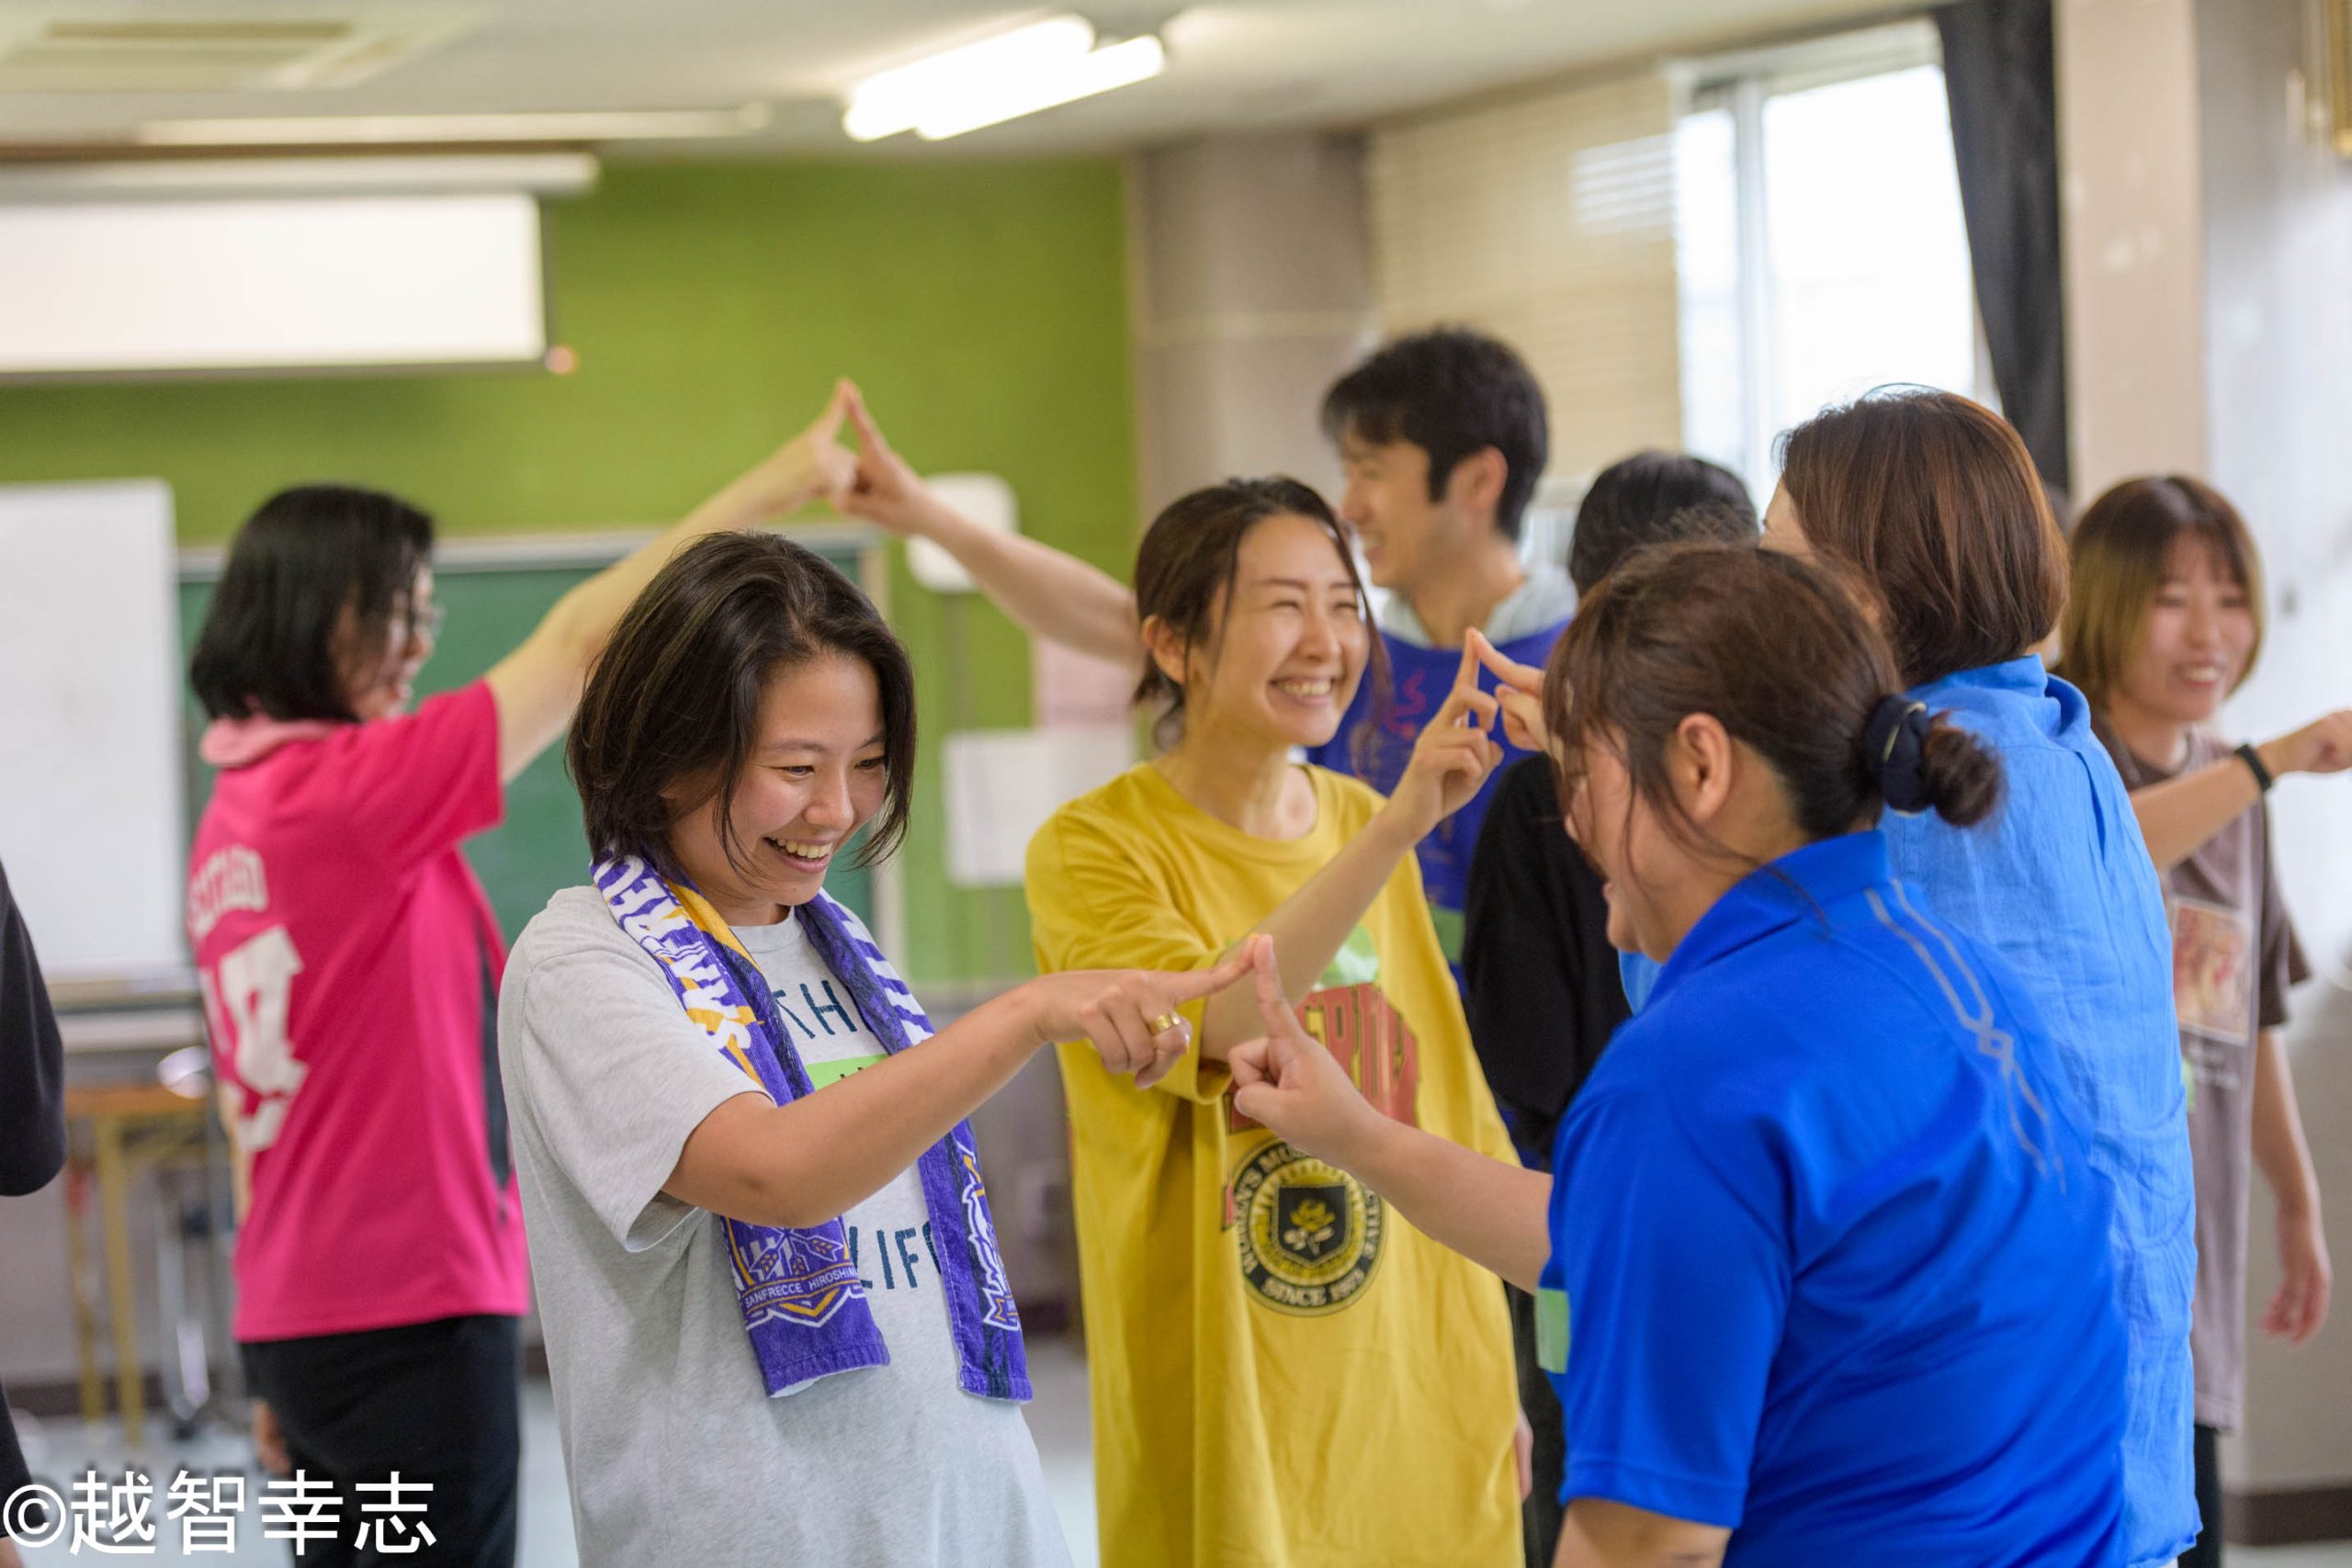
{"left": 1160, "top": 511, "right": 1371, "bottom": 755}
{"left": 1563, "top": 732, "right": 1680, "bottom": 962}
{"left": 2116, "top": 536, "right": 2256, "bottom": 729}
{"left": 336, "top": 565, "right": 438, "bottom": 721}
{"left": 663, "top": 652, "right": 890, "bottom": 927}
{"left": 1561, "top": 713, "right": 1812, "bottom": 964}
{"left": 1335, "top": 432, "right": 1498, "bottom": 592}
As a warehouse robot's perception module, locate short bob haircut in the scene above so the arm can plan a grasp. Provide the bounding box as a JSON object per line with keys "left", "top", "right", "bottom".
{"left": 1320, "top": 326, "right": 1550, "bottom": 541}
{"left": 2056, "top": 475, "right": 2267, "bottom": 712}
{"left": 568, "top": 532, "right": 916, "bottom": 880}
{"left": 1777, "top": 388, "right": 2067, "bottom": 687}
{"left": 188, "top": 484, "right": 435, "bottom": 722}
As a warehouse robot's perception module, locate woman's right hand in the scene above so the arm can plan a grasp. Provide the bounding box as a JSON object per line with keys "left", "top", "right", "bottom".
{"left": 1023, "top": 937, "right": 1264, "bottom": 1089}
{"left": 1469, "top": 628, "right": 1550, "bottom": 756}
{"left": 1228, "top": 941, "right": 1382, "bottom": 1166}
{"left": 1383, "top": 642, "right": 1503, "bottom": 838}
{"left": 2261, "top": 711, "right": 2352, "bottom": 780}
{"left": 839, "top": 385, "right": 957, "bottom": 540}
{"left": 727, "top": 380, "right": 860, "bottom": 521}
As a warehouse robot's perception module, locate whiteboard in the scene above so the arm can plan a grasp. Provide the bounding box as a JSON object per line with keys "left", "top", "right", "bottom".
{"left": 0, "top": 481, "right": 187, "bottom": 983}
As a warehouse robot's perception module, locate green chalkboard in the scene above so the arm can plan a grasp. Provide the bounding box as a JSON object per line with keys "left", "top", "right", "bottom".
{"left": 176, "top": 547, "right": 873, "bottom": 944}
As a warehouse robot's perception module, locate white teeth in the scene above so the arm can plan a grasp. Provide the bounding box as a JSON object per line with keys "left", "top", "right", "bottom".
{"left": 1274, "top": 678, "right": 1333, "bottom": 697}
{"left": 770, "top": 839, "right": 835, "bottom": 862}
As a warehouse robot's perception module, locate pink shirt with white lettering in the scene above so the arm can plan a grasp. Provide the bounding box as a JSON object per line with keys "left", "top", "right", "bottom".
{"left": 189, "top": 680, "right": 529, "bottom": 1341}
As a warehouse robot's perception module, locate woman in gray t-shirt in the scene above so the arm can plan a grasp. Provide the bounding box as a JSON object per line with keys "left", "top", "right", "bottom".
{"left": 2058, "top": 474, "right": 2343, "bottom": 1568}
{"left": 499, "top": 529, "right": 1251, "bottom": 1567}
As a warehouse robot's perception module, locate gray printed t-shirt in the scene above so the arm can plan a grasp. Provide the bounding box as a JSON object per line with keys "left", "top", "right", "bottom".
{"left": 498, "top": 886, "right": 1069, "bottom": 1568}
{"left": 2094, "top": 724, "right": 2311, "bottom": 1430}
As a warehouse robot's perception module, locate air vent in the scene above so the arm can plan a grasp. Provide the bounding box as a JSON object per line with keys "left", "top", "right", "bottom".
{"left": 0, "top": 12, "right": 473, "bottom": 92}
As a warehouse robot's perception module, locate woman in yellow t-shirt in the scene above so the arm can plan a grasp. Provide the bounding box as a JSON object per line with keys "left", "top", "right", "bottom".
{"left": 1024, "top": 477, "right": 1525, "bottom": 1568}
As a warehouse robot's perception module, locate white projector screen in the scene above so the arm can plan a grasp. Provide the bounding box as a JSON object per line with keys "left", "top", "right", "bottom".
{"left": 0, "top": 192, "right": 548, "bottom": 377}
{"left": 0, "top": 480, "right": 188, "bottom": 984}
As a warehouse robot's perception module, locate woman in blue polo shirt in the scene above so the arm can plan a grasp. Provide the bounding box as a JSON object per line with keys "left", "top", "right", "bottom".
{"left": 1615, "top": 390, "right": 2194, "bottom": 1568}
{"left": 1228, "top": 541, "right": 2126, "bottom": 1566}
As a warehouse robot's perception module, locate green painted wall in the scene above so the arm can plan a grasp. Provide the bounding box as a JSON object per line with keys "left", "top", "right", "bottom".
{"left": 0, "top": 159, "right": 1138, "bottom": 985}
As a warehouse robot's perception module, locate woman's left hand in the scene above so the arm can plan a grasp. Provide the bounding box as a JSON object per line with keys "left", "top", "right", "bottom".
{"left": 1469, "top": 628, "right": 1549, "bottom": 757}
{"left": 2264, "top": 1201, "right": 2333, "bottom": 1346}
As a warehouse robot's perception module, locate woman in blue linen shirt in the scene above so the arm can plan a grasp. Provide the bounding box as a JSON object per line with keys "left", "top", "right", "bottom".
{"left": 1612, "top": 390, "right": 2195, "bottom": 1568}
{"left": 1227, "top": 540, "right": 2125, "bottom": 1566}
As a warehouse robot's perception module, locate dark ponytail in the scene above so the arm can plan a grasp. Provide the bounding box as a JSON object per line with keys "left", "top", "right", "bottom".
{"left": 1866, "top": 695, "right": 2003, "bottom": 827}
{"left": 1542, "top": 541, "right": 2005, "bottom": 852}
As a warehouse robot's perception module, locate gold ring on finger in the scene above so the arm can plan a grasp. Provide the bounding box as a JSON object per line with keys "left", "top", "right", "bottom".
{"left": 1149, "top": 1013, "right": 1182, "bottom": 1036}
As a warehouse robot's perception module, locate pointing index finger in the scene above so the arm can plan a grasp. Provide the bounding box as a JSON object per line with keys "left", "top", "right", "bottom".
{"left": 844, "top": 382, "right": 891, "bottom": 455}
{"left": 809, "top": 378, "right": 854, "bottom": 443}
{"left": 1162, "top": 936, "right": 1261, "bottom": 1003}
{"left": 1470, "top": 627, "right": 1542, "bottom": 694}
{"left": 1250, "top": 936, "right": 1297, "bottom": 1030}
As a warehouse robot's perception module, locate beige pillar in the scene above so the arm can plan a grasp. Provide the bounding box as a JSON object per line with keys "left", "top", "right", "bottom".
{"left": 1126, "top": 133, "right": 1379, "bottom": 517}
{"left": 2056, "top": 0, "right": 2211, "bottom": 495}
{"left": 2061, "top": 0, "right": 2352, "bottom": 1534}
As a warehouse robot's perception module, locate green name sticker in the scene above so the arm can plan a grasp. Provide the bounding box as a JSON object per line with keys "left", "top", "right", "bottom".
{"left": 805, "top": 1054, "right": 886, "bottom": 1092}
{"left": 1536, "top": 1285, "right": 1570, "bottom": 1374}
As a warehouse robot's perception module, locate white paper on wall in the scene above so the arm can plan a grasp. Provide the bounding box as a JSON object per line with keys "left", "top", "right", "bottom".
{"left": 943, "top": 725, "right": 1135, "bottom": 887}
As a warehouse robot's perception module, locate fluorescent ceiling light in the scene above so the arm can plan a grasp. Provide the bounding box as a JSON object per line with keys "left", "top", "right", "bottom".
{"left": 842, "top": 15, "right": 1166, "bottom": 143}
{"left": 0, "top": 154, "right": 598, "bottom": 202}
{"left": 845, "top": 16, "right": 1093, "bottom": 141}
{"left": 916, "top": 34, "right": 1164, "bottom": 141}
{"left": 133, "top": 106, "right": 769, "bottom": 147}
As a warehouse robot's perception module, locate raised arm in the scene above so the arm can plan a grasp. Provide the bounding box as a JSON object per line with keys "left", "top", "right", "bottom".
{"left": 837, "top": 388, "right": 1142, "bottom": 664}
{"left": 665, "top": 946, "right": 1257, "bottom": 1230}
{"left": 2130, "top": 712, "right": 2352, "bottom": 871}
{"left": 1196, "top": 649, "right": 1501, "bottom": 1056}
{"left": 1228, "top": 942, "right": 1552, "bottom": 1290}
{"left": 482, "top": 383, "right": 859, "bottom": 781}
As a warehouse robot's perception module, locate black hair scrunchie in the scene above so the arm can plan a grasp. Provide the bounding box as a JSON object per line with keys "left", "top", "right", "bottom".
{"left": 1864, "top": 696, "right": 1935, "bottom": 815}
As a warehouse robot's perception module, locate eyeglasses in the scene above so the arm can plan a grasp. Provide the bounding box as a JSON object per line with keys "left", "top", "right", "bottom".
{"left": 397, "top": 601, "right": 447, "bottom": 642}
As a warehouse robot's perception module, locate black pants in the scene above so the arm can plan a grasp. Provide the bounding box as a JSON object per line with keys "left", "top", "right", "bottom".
{"left": 2179, "top": 1423, "right": 2223, "bottom": 1568}
{"left": 1506, "top": 1282, "right": 1566, "bottom": 1568}
{"left": 242, "top": 1314, "right": 520, "bottom": 1568}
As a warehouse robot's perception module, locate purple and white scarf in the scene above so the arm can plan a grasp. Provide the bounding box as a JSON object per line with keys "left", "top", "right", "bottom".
{"left": 595, "top": 854, "right": 1029, "bottom": 1401}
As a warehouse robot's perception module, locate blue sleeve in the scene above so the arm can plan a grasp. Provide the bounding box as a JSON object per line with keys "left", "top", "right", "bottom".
{"left": 1545, "top": 1086, "right": 1789, "bottom": 1528}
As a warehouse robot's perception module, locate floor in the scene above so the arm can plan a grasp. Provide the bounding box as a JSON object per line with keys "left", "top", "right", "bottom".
{"left": 10, "top": 1338, "right": 1097, "bottom": 1567}
{"left": 9, "top": 1338, "right": 2346, "bottom": 1565}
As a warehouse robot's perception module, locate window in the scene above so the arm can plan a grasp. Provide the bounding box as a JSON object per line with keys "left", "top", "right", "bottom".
{"left": 1674, "top": 23, "right": 1988, "bottom": 502}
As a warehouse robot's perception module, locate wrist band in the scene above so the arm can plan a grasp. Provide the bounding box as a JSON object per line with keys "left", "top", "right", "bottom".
{"left": 2236, "top": 741, "right": 2275, "bottom": 794}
